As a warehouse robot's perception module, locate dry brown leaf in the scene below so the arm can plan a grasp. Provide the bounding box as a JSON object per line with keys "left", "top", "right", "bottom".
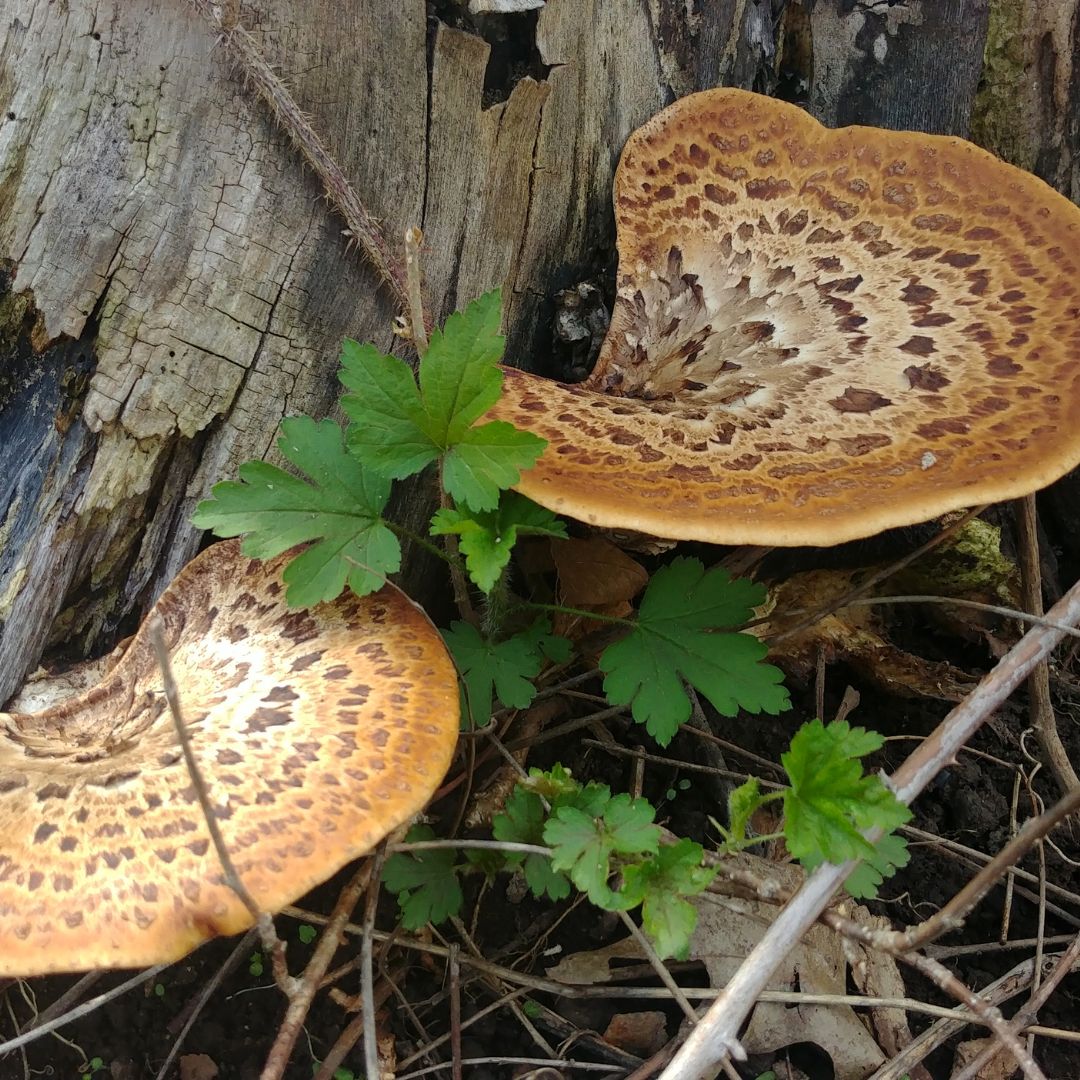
{"left": 179, "top": 1055, "right": 219, "bottom": 1080}
{"left": 844, "top": 914, "right": 931, "bottom": 1080}
{"left": 751, "top": 568, "right": 978, "bottom": 703}
{"left": 552, "top": 536, "right": 648, "bottom": 607}
{"left": 952, "top": 1036, "right": 1020, "bottom": 1080}
{"left": 547, "top": 853, "right": 903, "bottom": 1080}
{"left": 602, "top": 1010, "right": 668, "bottom": 1056}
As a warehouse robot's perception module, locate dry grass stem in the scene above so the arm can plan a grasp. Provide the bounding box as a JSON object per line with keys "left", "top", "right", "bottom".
{"left": 187, "top": 0, "right": 409, "bottom": 307}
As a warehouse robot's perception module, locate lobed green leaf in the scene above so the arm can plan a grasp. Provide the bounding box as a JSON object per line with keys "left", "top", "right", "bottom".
{"left": 191, "top": 416, "right": 399, "bottom": 606}
{"left": 431, "top": 493, "right": 566, "bottom": 592}
{"left": 601, "top": 558, "right": 789, "bottom": 745}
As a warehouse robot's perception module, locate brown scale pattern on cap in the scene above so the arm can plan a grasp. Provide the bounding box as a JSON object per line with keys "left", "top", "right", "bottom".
{"left": 491, "top": 88, "right": 1080, "bottom": 545}
{"left": 0, "top": 540, "right": 459, "bottom": 975}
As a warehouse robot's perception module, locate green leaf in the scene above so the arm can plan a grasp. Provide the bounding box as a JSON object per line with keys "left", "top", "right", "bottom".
{"left": 520, "top": 763, "right": 581, "bottom": 803}
{"left": 782, "top": 719, "right": 912, "bottom": 869}
{"left": 838, "top": 834, "right": 910, "bottom": 899}
{"left": 604, "top": 793, "right": 662, "bottom": 856}
{"left": 421, "top": 289, "right": 506, "bottom": 441}
{"left": 463, "top": 846, "right": 506, "bottom": 879}
{"left": 600, "top": 558, "right": 789, "bottom": 745}
{"left": 726, "top": 778, "right": 765, "bottom": 845}
{"left": 620, "top": 840, "right": 716, "bottom": 959}
{"left": 442, "top": 422, "right": 547, "bottom": 512}
{"left": 492, "top": 787, "right": 571, "bottom": 900}
{"left": 442, "top": 622, "right": 544, "bottom": 727}
{"left": 544, "top": 794, "right": 660, "bottom": 907}
{"left": 431, "top": 493, "right": 567, "bottom": 593}
{"left": 544, "top": 806, "right": 615, "bottom": 906}
{"left": 191, "top": 416, "right": 400, "bottom": 606}
{"left": 382, "top": 827, "right": 463, "bottom": 929}
{"left": 339, "top": 341, "right": 437, "bottom": 478}
{"left": 517, "top": 617, "right": 574, "bottom": 665}
{"left": 341, "top": 290, "right": 546, "bottom": 507}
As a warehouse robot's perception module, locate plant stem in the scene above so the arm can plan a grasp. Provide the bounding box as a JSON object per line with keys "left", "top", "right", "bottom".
{"left": 520, "top": 600, "right": 635, "bottom": 628}
{"left": 404, "top": 226, "right": 429, "bottom": 352}
{"left": 480, "top": 569, "right": 513, "bottom": 640}
{"left": 386, "top": 518, "right": 459, "bottom": 568}
{"left": 188, "top": 0, "right": 410, "bottom": 309}
{"left": 438, "top": 471, "right": 480, "bottom": 626}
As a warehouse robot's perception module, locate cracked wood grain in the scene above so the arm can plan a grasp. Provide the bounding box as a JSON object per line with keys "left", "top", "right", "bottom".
{"left": 1, "top": 0, "right": 1075, "bottom": 706}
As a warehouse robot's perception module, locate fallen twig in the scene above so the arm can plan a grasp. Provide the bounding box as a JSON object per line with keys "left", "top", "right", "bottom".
{"left": 660, "top": 571, "right": 1080, "bottom": 1080}
{"left": 149, "top": 617, "right": 293, "bottom": 993}
{"left": 1016, "top": 494, "right": 1080, "bottom": 795}
{"left": 261, "top": 861, "right": 373, "bottom": 1079}
{"left": 952, "top": 932, "right": 1080, "bottom": 1080}
{"left": 0, "top": 965, "right": 168, "bottom": 1058}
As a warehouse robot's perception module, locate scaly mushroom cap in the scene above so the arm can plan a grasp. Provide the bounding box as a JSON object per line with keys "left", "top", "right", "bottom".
{"left": 0, "top": 541, "right": 459, "bottom": 975}
{"left": 492, "top": 88, "right": 1080, "bottom": 545}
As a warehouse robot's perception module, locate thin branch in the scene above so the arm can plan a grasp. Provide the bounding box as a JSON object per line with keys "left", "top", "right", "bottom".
{"left": 616, "top": 911, "right": 697, "bottom": 1024}
{"left": 25, "top": 972, "right": 102, "bottom": 1031}
{"left": 148, "top": 616, "right": 291, "bottom": 990}
{"left": 0, "top": 965, "right": 168, "bottom": 1058}
{"left": 1015, "top": 494, "right": 1080, "bottom": 794}
{"left": 765, "top": 505, "right": 987, "bottom": 643}
{"left": 660, "top": 571, "right": 1080, "bottom": 1080}
{"left": 873, "top": 785, "right": 1080, "bottom": 954}
{"left": 405, "top": 226, "right": 430, "bottom": 353}
{"left": 261, "top": 861, "right": 373, "bottom": 1078}
{"left": 388, "top": 839, "right": 552, "bottom": 858}
{"left": 899, "top": 951, "right": 1045, "bottom": 1080}
{"left": 149, "top": 617, "right": 258, "bottom": 913}
{"left": 844, "top": 594, "right": 1080, "bottom": 639}
{"left": 187, "top": 0, "right": 409, "bottom": 308}
{"left": 868, "top": 951, "right": 1054, "bottom": 1080}
{"left": 951, "top": 933, "right": 1080, "bottom": 1080}
{"left": 362, "top": 844, "right": 389, "bottom": 1080}
{"left": 154, "top": 930, "right": 256, "bottom": 1080}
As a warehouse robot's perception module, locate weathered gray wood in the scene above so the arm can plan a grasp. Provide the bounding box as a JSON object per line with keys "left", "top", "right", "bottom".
{"left": 809, "top": 0, "right": 989, "bottom": 134}
{"left": 0, "top": 0, "right": 1076, "bottom": 700}
{"left": 0, "top": 0, "right": 424, "bottom": 699}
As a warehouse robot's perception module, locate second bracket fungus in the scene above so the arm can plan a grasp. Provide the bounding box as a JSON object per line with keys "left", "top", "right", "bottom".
{"left": 0, "top": 541, "right": 460, "bottom": 976}
{"left": 492, "top": 89, "right": 1080, "bottom": 545}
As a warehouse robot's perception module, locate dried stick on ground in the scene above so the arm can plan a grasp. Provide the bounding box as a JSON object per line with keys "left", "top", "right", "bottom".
{"left": 952, "top": 933, "right": 1080, "bottom": 1080}
{"left": 868, "top": 949, "right": 1071, "bottom": 1080}
{"left": 1015, "top": 494, "right": 1080, "bottom": 795}
{"left": 261, "top": 861, "right": 374, "bottom": 1080}
{"left": 898, "top": 951, "right": 1044, "bottom": 1079}
{"left": 661, "top": 571, "right": 1080, "bottom": 1080}
{"left": 154, "top": 929, "right": 257, "bottom": 1080}
{"left": 0, "top": 965, "right": 168, "bottom": 1058}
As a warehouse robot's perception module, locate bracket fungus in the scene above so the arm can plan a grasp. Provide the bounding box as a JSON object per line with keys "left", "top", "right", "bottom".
{"left": 491, "top": 88, "right": 1080, "bottom": 545}
{"left": 0, "top": 540, "right": 459, "bottom": 976}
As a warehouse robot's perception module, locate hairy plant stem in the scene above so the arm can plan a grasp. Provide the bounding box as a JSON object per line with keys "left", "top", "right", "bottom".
{"left": 188, "top": 0, "right": 410, "bottom": 309}
{"left": 480, "top": 570, "right": 514, "bottom": 639}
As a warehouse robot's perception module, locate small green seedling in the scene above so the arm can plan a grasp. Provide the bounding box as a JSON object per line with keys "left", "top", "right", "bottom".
{"left": 312, "top": 1065, "right": 357, "bottom": 1080}
{"left": 249, "top": 951, "right": 265, "bottom": 978}
{"left": 81, "top": 1056, "right": 105, "bottom": 1080}
{"left": 664, "top": 778, "right": 692, "bottom": 803}
{"left": 297, "top": 923, "right": 317, "bottom": 945}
